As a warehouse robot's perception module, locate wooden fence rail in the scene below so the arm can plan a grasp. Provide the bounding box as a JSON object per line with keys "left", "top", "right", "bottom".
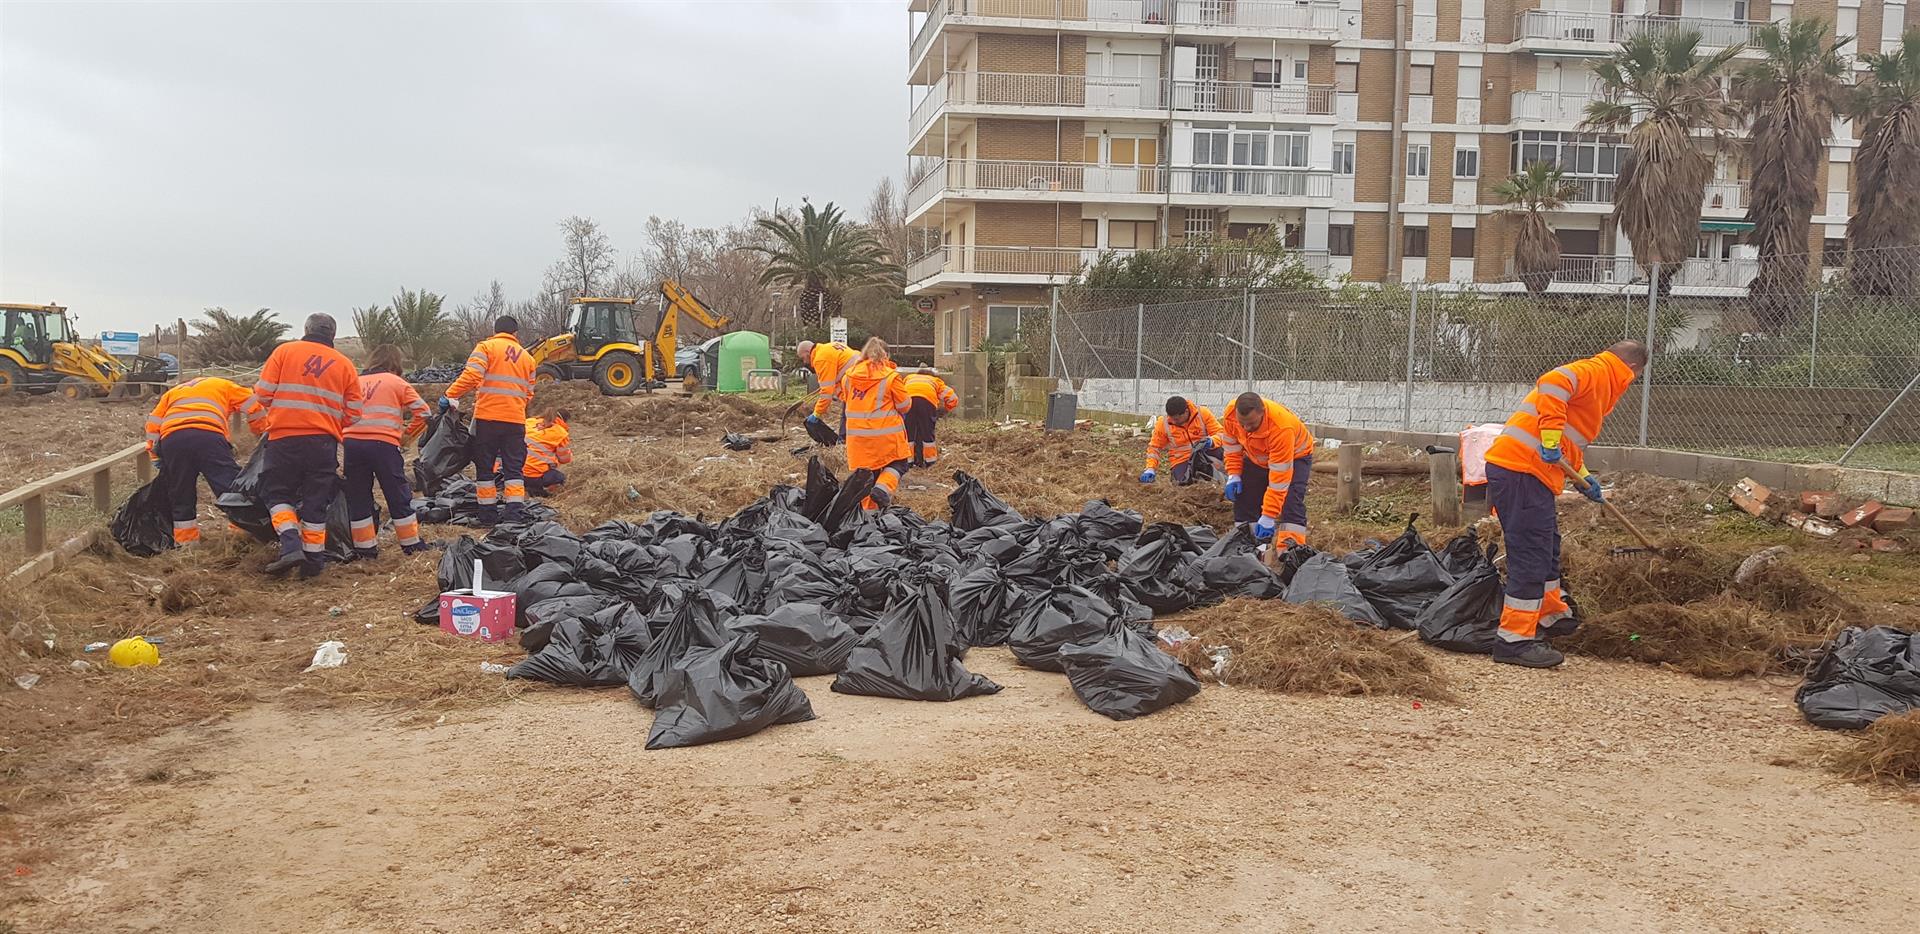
{"left": 1, "top": 442, "right": 151, "bottom": 584}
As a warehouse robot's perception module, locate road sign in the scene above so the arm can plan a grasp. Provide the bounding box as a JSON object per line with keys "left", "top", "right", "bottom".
{"left": 830, "top": 316, "right": 848, "bottom": 345}
{"left": 100, "top": 331, "right": 140, "bottom": 356}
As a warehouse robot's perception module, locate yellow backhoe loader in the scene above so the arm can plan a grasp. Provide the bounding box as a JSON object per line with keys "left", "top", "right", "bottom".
{"left": 528, "top": 280, "right": 730, "bottom": 396}
{"left": 0, "top": 303, "right": 172, "bottom": 400}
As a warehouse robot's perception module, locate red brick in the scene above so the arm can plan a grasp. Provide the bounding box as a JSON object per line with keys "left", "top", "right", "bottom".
{"left": 1872, "top": 507, "right": 1914, "bottom": 532}
{"left": 1730, "top": 478, "right": 1772, "bottom": 517}
{"left": 1843, "top": 500, "right": 1885, "bottom": 528}
{"left": 1799, "top": 491, "right": 1844, "bottom": 518}
{"left": 1871, "top": 538, "right": 1908, "bottom": 554}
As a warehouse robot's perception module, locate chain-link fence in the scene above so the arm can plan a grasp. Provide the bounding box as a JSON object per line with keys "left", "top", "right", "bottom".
{"left": 1044, "top": 247, "right": 1920, "bottom": 473}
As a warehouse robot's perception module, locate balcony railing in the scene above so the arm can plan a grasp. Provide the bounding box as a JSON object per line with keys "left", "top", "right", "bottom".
{"left": 1514, "top": 254, "right": 1760, "bottom": 289}
{"left": 1510, "top": 90, "right": 1595, "bottom": 123}
{"left": 906, "top": 159, "right": 948, "bottom": 214}
{"left": 1170, "top": 80, "right": 1334, "bottom": 117}
{"left": 913, "top": 0, "right": 1340, "bottom": 64}
{"left": 1701, "top": 180, "right": 1749, "bottom": 215}
{"left": 907, "top": 243, "right": 1334, "bottom": 286}
{"left": 908, "top": 159, "right": 1332, "bottom": 212}
{"left": 911, "top": 72, "right": 1332, "bottom": 141}
{"left": 1170, "top": 166, "right": 1333, "bottom": 198}
{"left": 1512, "top": 10, "right": 1766, "bottom": 49}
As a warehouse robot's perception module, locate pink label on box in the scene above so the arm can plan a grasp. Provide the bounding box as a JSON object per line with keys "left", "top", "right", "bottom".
{"left": 439, "top": 591, "right": 517, "bottom": 643}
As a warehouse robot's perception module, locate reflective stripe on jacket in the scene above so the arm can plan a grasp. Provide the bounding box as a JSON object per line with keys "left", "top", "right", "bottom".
{"left": 1222, "top": 399, "right": 1315, "bottom": 520}
{"left": 902, "top": 372, "right": 959, "bottom": 412}
{"left": 1146, "top": 403, "right": 1224, "bottom": 470}
{"left": 835, "top": 358, "right": 912, "bottom": 469}
{"left": 523, "top": 418, "right": 572, "bottom": 479}
{"left": 254, "top": 339, "right": 363, "bottom": 440}
{"left": 447, "top": 333, "right": 536, "bottom": 424}
{"left": 145, "top": 377, "right": 263, "bottom": 456}
{"left": 344, "top": 372, "right": 430, "bottom": 446}
{"left": 1485, "top": 350, "right": 1638, "bottom": 493}
{"left": 809, "top": 342, "right": 859, "bottom": 418}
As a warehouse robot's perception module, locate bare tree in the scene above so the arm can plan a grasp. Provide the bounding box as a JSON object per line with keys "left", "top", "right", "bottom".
{"left": 865, "top": 177, "right": 913, "bottom": 264}
{"left": 451, "top": 280, "right": 508, "bottom": 343}
{"left": 638, "top": 213, "right": 776, "bottom": 335}
{"left": 556, "top": 215, "right": 615, "bottom": 296}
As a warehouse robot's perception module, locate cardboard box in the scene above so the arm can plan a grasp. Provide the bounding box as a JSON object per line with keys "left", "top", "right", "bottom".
{"left": 438, "top": 560, "right": 516, "bottom": 643}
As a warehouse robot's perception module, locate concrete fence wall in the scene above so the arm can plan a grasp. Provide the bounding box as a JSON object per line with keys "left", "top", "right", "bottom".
{"left": 1065, "top": 377, "right": 1528, "bottom": 432}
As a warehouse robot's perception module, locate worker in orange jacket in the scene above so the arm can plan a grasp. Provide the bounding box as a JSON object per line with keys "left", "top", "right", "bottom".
{"left": 343, "top": 345, "right": 431, "bottom": 559}
{"left": 253, "top": 313, "right": 363, "bottom": 578}
{"left": 901, "top": 369, "right": 958, "bottom": 467}
{"left": 835, "top": 338, "right": 914, "bottom": 511}
{"left": 1221, "top": 392, "right": 1315, "bottom": 546}
{"left": 443, "top": 316, "right": 536, "bottom": 525}
{"left": 1483, "top": 340, "right": 1646, "bottom": 669}
{"left": 498, "top": 409, "right": 574, "bottom": 496}
{"left": 1140, "top": 396, "right": 1225, "bottom": 486}
{"left": 144, "top": 376, "right": 265, "bottom": 546}
{"left": 796, "top": 339, "right": 858, "bottom": 446}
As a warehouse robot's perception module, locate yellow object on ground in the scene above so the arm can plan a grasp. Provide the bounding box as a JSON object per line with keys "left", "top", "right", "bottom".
{"left": 109, "top": 637, "right": 160, "bottom": 668}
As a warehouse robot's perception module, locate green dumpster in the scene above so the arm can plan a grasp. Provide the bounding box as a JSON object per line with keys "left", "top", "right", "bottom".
{"left": 710, "top": 331, "right": 770, "bottom": 393}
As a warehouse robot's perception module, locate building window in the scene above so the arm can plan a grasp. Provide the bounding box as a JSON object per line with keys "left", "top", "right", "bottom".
{"left": 1274, "top": 131, "right": 1310, "bottom": 168}
{"left": 1406, "top": 143, "right": 1431, "bottom": 178}
{"left": 1733, "top": 0, "right": 1748, "bottom": 21}
{"left": 1294, "top": 59, "right": 1308, "bottom": 81}
{"left": 1082, "top": 219, "right": 1100, "bottom": 249}
{"left": 1328, "top": 224, "right": 1355, "bottom": 257}
{"left": 1410, "top": 64, "right": 1434, "bottom": 96}
{"left": 1334, "top": 141, "right": 1356, "bottom": 176}
{"left": 1335, "top": 62, "right": 1358, "bottom": 92}
{"left": 1083, "top": 135, "right": 1101, "bottom": 163}
{"left": 1252, "top": 59, "right": 1282, "bottom": 87}
{"left": 1452, "top": 226, "right": 1477, "bottom": 258}
{"left": 1404, "top": 226, "right": 1429, "bottom": 258}
{"left": 1184, "top": 209, "right": 1218, "bottom": 242}
{"left": 1194, "top": 130, "right": 1230, "bottom": 166}
{"left": 987, "top": 305, "right": 1037, "bottom": 345}
{"left": 1454, "top": 148, "right": 1479, "bottom": 179}
{"left": 1110, "top": 220, "right": 1156, "bottom": 249}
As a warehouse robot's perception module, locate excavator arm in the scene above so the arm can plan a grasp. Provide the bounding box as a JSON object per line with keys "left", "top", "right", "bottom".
{"left": 652, "top": 279, "right": 731, "bottom": 379}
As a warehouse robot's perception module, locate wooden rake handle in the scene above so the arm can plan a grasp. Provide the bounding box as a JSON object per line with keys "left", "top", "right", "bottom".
{"left": 1559, "top": 460, "right": 1660, "bottom": 552}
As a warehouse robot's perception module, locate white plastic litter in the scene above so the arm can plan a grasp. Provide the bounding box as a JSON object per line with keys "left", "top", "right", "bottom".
{"left": 1156, "top": 626, "right": 1194, "bottom": 650}
{"left": 14, "top": 673, "right": 41, "bottom": 690}
{"left": 479, "top": 662, "right": 510, "bottom": 674}
{"left": 304, "top": 641, "right": 348, "bottom": 672}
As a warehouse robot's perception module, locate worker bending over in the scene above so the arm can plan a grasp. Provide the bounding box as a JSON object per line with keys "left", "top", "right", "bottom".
{"left": 1484, "top": 340, "right": 1646, "bottom": 669}
{"left": 519, "top": 409, "right": 574, "bottom": 496}
{"left": 343, "top": 345, "right": 431, "bottom": 558}
{"left": 254, "top": 313, "right": 363, "bottom": 578}
{"left": 901, "top": 369, "right": 957, "bottom": 467}
{"left": 443, "top": 316, "right": 535, "bottom": 525}
{"left": 796, "top": 338, "right": 857, "bottom": 446}
{"left": 835, "top": 338, "right": 913, "bottom": 511}
{"left": 1222, "top": 392, "right": 1314, "bottom": 545}
{"left": 145, "top": 376, "right": 264, "bottom": 546}
{"left": 1140, "top": 396, "right": 1224, "bottom": 486}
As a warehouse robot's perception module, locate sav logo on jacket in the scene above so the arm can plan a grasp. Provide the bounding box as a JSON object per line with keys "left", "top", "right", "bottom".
{"left": 503, "top": 347, "right": 522, "bottom": 362}
{"left": 300, "top": 355, "right": 338, "bottom": 379}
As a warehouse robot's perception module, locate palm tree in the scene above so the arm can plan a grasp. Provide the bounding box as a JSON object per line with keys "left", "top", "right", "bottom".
{"left": 189, "top": 307, "right": 289, "bottom": 365}
{"left": 1494, "top": 162, "right": 1581, "bottom": 295}
{"left": 1584, "top": 29, "right": 1745, "bottom": 291}
{"left": 1848, "top": 28, "right": 1920, "bottom": 295}
{"left": 389, "top": 288, "right": 454, "bottom": 363}
{"left": 351, "top": 302, "right": 399, "bottom": 351}
{"left": 746, "top": 200, "right": 899, "bottom": 326}
{"left": 1738, "top": 19, "right": 1852, "bottom": 328}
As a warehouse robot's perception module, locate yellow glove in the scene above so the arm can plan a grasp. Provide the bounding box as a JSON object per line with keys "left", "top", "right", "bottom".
{"left": 1578, "top": 465, "right": 1591, "bottom": 479}
{"left": 1539, "top": 429, "right": 1562, "bottom": 449}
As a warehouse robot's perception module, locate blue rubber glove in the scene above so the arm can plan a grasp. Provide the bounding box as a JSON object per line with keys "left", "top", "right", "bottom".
{"left": 438, "top": 396, "right": 454, "bottom": 412}
{"left": 1539, "top": 444, "right": 1562, "bottom": 464}
{"left": 1139, "top": 469, "right": 1156, "bottom": 484}
{"left": 1224, "top": 475, "right": 1242, "bottom": 500}
{"left": 1254, "top": 516, "right": 1277, "bottom": 540}
{"left": 1191, "top": 438, "right": 1212, "bottom": 453}
{"left": 1581, "top": 474, "right": 1605, "bottom": 503}
{"left": 805, "top": 414, "right": 824, "bottom": 429}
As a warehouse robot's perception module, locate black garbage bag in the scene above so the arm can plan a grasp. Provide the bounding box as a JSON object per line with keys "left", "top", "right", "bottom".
{"left": 1003, "top": 537, "right": 1112, "bottom": 588}
{"left": 414, "top": 409, "right": 472, "bottom": 493}
{"left": 111, "top": 479, "right": 175, "bottom": 557}
{"left": 698, "top": 539, "right": 768, "bottom": 612}
{"left": 321, "top": 490, "right": 377, "bottom": 563}
{"left": 1118, "top": 523, "right": 1204, "bottom": 614}
{"left": 1796, "top": 626, "right": 1920, "bottom": 730}
{"left": 1414, "top": 544, "right": 1502, "bottom": 654}
{"left": 949, "top": 563, "right": 1026, "bottom": 647}
{"left": 722, "top": 433, "right": 754, "bottom": 451}
{"left": 831, "top": 578, "right": 1002, "bottom": 701}
{"left": 436, "top": 535, "right": 528, "bottom": 591}
{"left": 726, "top": 602, "right": 857, "bottom": 676}
{"left": 507, "top": 602, "right": 652, "bottom": 686}
{"left": 799, "top": 457, "right": 840, "bottom": 522}
{"left": 760, "top": 509, "right": 830, "bottom": 552}
{"left": 1271, "top": 543, "right": 1319, "bottom": 586}
{"left": 646, "top": 635, "right": 817, "bottom": 749}
{"left": 1051, "top": 500, "right": 1143, "bottom": 556}
{"left": 1352, "top": 517, "right": 1452, "bottom": 630}
{"left": 627, "top": 589, "right": 735, "bottom": 708}
{"left": 1009, "top": 584, "right": 1127, "bottom": 673}
{"left": 762, "top": 538, "right": 845, "bottom": 608}
{"left": 1171, "top": 551, "right": 1286, "bottom": 602}
{"left": 1284, "top": 552, "right": 1389, "bottom": 628}
{"left": 1086, "top": 574, "right": 1155, "bottom": 628}
{"left": 958, "top": 522, "right": 1032, "bottom": 566}
{"left": 820, "top": 467, "right": 876, "bottom": 532}
{"left": 1436, "top": 531, "right": 1486, "bottom": 578}
{"left": 497, "top": 519, "right": 583, "bottom": 567}
{"left": 803, "top": 416, "right": 842, "bottom": 447}
{"left": 949, "top": 470, "right": 1023, "bottom": 531}
{"left": 1058, "top": 625, "right": 1203, "bottom": 720}
{"left": 519, "top": 594, "right": 626, "bottom": 653}
{"left": 214, "top": 444, "right": 276, "bottom": 543}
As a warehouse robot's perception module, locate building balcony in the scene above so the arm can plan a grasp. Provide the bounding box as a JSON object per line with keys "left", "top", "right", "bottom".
{"left": 1509, "top": 254, "right": 1760, "bottom": 292}
{"left": 1510, "top": 10, "right": 1767, "bottom": 56}
{"left": 911, "top": 0, "right": 1341, "bottom": 72}
{"left": 906, "top": 242, "right": 1332, "bottom": 292}
{"left": 1540, "top": 175, "right": 1749, "bottom": 218}
{"left": 906, "top": 158, "right": 1334, "bottom": 219}
{"left": 1510, "top": 90, "right": 1595, "bottom": 126}
{"left": 909, "top": 71, "right": 1333, "bottom": 150}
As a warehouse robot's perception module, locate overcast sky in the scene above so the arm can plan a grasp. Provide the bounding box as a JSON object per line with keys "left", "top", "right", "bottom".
{"left": 0, "top": 1, "right": 904, "bottom": 334}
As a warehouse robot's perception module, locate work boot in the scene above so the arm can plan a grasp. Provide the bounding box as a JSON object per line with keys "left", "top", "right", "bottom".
{"left": 477, "top": 505, "right": 500, "bottom": 527}
{"left": 867, "top": 485, "right": 893, "bottom": 511}
{"left": 264, "top": 530, "right": 305, "bottom": 576}
{"left": 299, "top": 557, "right": 326, "bottom": 580}
{"left": 502, "top": 503, "right": 526, "bottom": 523}
{"left": 353, "top": 547, "right": 379, "bottom": 562}
{"left": 1492, "top": 640, "right": 1565, "bottom": 669}
{"left": 401, "top": 540, "right": 438, "bottom": 556}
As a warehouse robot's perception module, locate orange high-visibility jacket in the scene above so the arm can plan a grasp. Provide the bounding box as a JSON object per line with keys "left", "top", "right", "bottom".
{"left": 835, "top": 358, "right": 912, "bottom": 469}
{"left": 809, "top": 342, "right": 859, "bottom": 418}
{"left": 902, "top": 372, "right": 959, "bottom": 412}
{"left": 524, "top": 418, "right": 573, "bottom": 479}
{"left": 1145, "top": 403, "right": 1225, "bottom": 471}
{"left": 144, "top": 377, "right": 264, "bottom": 456}
{"left": 448, "top": 333, "right": 536, "bottom": 424}
{"left": 344, "top": 372, "right": 430, "bottom": 447}
{"left": 254, "top": 339, "right": 363, "bottom": 441}
{"left": 1223, "top": 399, "right": 1315, "bottom": 520}
{"left": 1485, "top": 350, "right": 1638, "bottom": 493}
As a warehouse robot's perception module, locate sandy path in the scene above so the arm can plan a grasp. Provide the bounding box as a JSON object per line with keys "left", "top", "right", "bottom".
{"left": 9, "top": 648, "right": 1914, "bottom": 934}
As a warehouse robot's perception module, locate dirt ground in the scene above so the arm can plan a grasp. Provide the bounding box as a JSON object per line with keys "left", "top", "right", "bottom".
{"left": 4, "top": 387, "right": 1919, "bottom": 933}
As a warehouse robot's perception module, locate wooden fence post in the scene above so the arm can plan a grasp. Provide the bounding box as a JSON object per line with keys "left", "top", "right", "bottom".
{"left": 1335, "top": 444, "right": 1363, "bottom": 514}
{"left": 1429, "top": 451, "right": 1461, "bottom": 526}
{"left": 93, "top": 468, "right": 113, "bottom": 512}
{"left": 24, "top": 493, "right": 45, "bottom": 555}
{"left": 136, "top": 454, "right": 153, "bottom": 483}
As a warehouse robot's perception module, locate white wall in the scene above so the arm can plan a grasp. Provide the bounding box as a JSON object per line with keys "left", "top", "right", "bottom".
{"left": 1063, "top": 377, "right": 1532, "bottom": 432}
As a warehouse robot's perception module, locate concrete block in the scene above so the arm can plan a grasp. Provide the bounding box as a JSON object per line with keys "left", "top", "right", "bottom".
{"left": 1693, "top": 454, "right": 1747, "bottom": 483}
{"left": 1873, "top": 507, "right": 1914, "bottom": 532}
{"left": 1653, "top": 449, "right": 1703, "bottom": 481}
{"left": 1843, "top": 500, "right": 1884, "bottom": 528}
{"left": 1741, "top": 458, "right": 1793, "bottom": 491}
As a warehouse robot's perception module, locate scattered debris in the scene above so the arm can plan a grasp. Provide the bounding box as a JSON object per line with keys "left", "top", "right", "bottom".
{"left": 1733, "top": 546, "right": 1790, "bottom": 586}
{"left": 1784, "top": 513, "right": 1841, "bottom": 537}
{"left": 304, "top": 641, "right": 348, "bottom": 672}
{"left": 1729, "top": 477, "right": 1772, "bottom": 517}
{"left": 1799, "top": 491, "right": 1845, "bottom": 518}
{"left": 1874, "top": 507, "right": 1914, "bottom": 533}
{"left": 14, "top": 673, "right": 41, "bottom": 691}
{"left": 1830, "top": 711, "right": 1920, "bottom": 786}
{"left": 1843, "top": 500, "right": 1885, "bottom": 529}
